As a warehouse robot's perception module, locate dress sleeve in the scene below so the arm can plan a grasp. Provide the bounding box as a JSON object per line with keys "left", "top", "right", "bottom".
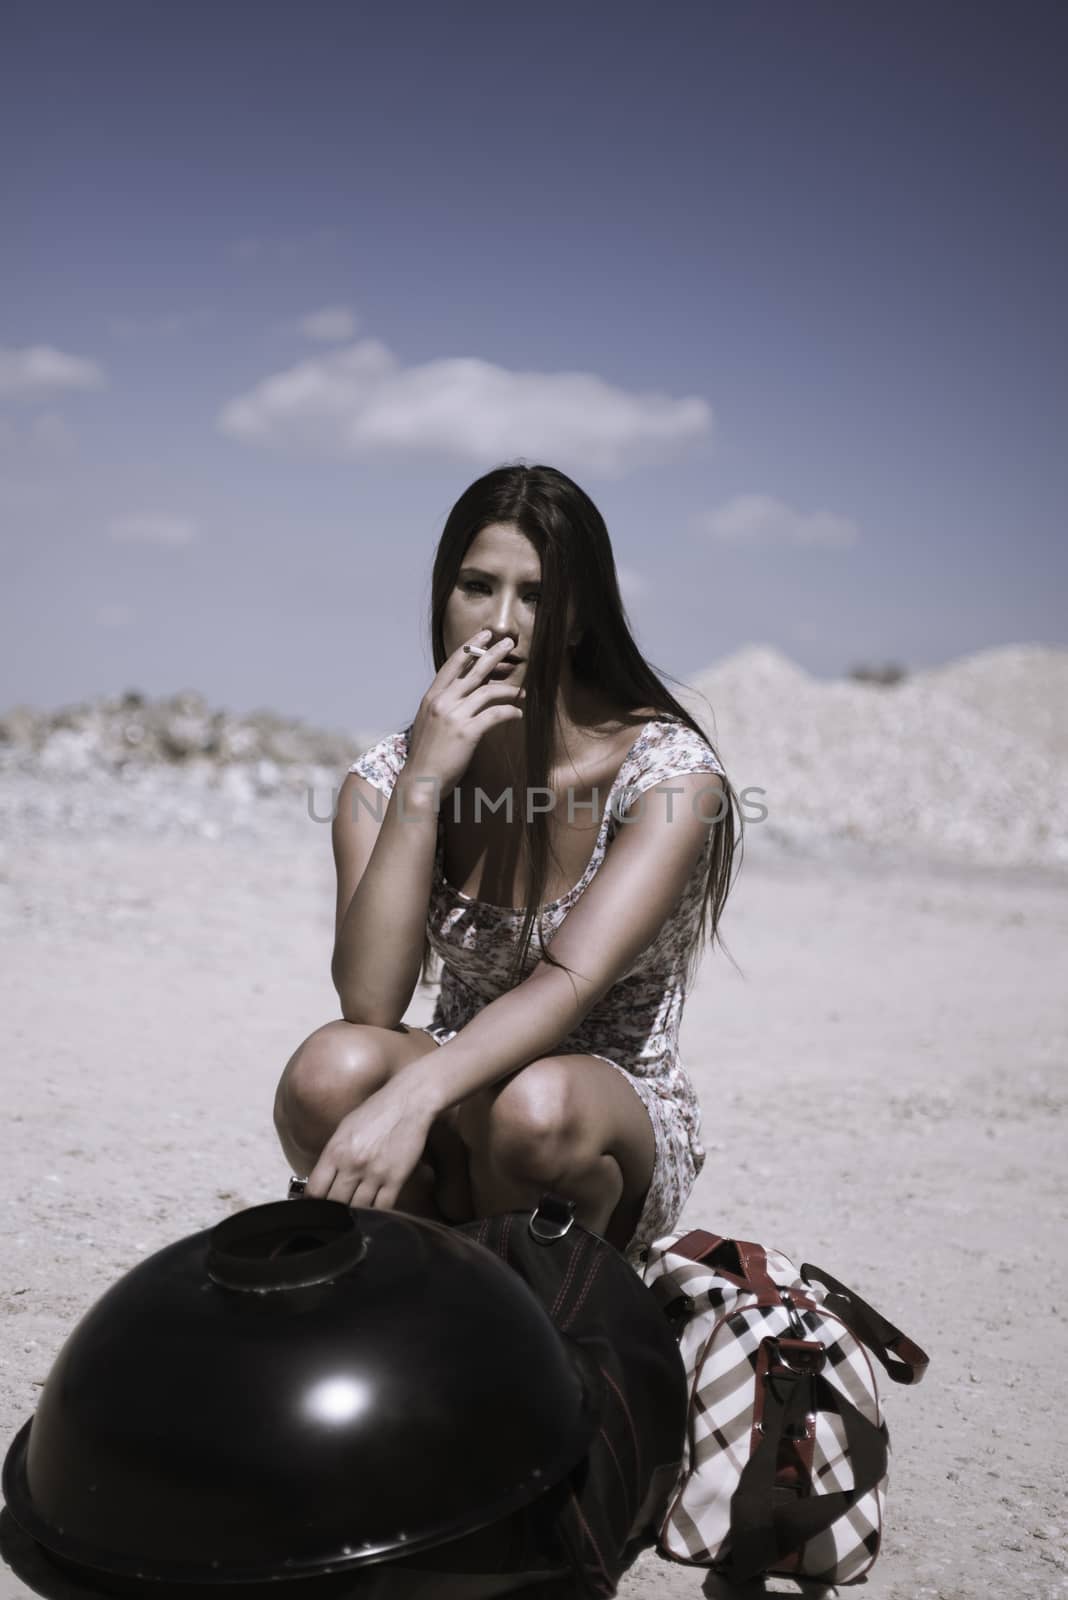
{"left": 616, "top": 720, "right": 727, "bottom": 824}
{"left": 345, "top": 723, "right": 413, "bottom": 798}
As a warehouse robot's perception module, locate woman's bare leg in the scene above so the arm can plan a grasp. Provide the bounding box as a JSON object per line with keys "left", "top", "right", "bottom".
{"left": 273, "top": 1020, "right": 473, "bottom": 1223}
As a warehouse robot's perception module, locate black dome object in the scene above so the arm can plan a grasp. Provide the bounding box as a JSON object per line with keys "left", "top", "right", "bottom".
{"left": 2, "top": 1199, "right": 599, "bottom": 1587}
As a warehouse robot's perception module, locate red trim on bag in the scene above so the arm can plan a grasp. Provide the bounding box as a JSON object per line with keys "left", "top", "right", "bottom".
{"left": 597, "top": 1424, "right": 631, "bottom": 1521}
{"left": 657, "top": 1299, "right": 744, "bottom": 1559}
{"left": 549, "top": 1231, "right": 584, "bottom": 1318}
{"left": 567, "top": 1485, "right": 612, "bottom": 1591}
{"left": 561, "top": 1249, "right": 603, "bottom": 1331}
{"left": 599, "top": 1363, "right": 643, "bottom": 1491}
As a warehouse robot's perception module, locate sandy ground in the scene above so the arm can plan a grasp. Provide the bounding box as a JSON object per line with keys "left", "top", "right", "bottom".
{"left": 1, "top": 819, "right": 1066, "bottom": 1600}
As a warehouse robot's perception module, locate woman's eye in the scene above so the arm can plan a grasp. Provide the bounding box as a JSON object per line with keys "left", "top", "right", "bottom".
{"left": 461, "top": 580, "right": 539, "bottom": 603}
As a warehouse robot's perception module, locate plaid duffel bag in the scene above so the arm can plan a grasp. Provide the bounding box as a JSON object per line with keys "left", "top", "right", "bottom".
{"left": 638, "top": 1228, "right": 929, "bottom": 1586}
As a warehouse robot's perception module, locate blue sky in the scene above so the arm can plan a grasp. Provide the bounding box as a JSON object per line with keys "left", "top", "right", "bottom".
{"left": 2, "top": 0, "right": 1065, "bottom": 738}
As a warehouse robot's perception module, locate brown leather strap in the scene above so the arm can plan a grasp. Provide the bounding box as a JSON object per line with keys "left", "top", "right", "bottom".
{"left": 729, "top": 1347, "right": 889, "bottom": 1582}
{"left": 669, "top": 1231, "right": 779, "bottom": 1295}
{"left": 801, "top": 1263, "right": 930, "bottom": 1386}
{"left": 670, "top": 1228, "right": 726, "bottom": 1262}
{"left": 733, "top": 1239, "right": 777, "bottom": 1294}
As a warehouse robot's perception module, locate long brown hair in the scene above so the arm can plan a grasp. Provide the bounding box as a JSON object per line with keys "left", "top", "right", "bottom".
{"left": 414, "top": 463, "right": 744, "bottom": 997}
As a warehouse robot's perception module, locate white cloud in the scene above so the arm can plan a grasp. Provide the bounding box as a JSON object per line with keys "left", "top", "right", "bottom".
{"left": 700, "top": 493, "right": 859, "bottom": 549}
{"left": 0, "top": 345, "right": 106, "bottom": 400}
{"left": 108, "top": 512, "right": 199, "bottom": 547}
{"left": 216, "top": 337, "right": 712, "bottom": 477}
{"left": 297, "top": 305, "right": 358, "bottom": 342}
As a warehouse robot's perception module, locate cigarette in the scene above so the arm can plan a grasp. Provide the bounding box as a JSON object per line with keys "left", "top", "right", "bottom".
{"left": 463, "top": 643, "right": 489, "bottom": 656}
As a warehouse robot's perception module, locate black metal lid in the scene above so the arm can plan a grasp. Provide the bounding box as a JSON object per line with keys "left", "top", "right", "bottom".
{"left": 2, "top": 1200, "right": 599, "bottom": 1585}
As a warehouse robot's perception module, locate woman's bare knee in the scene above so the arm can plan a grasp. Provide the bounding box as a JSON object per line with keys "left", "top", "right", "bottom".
{"left": 273, "top": 1020, "right": 390, "bottom": 1155}
{"left": 273, "top": 1020, "right": 443, "bottom": 1175}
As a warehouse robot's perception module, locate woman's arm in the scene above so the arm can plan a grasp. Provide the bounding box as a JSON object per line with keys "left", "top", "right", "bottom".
{"left": 404, "top": 772, "right": 723, "bottom": 1116}
{"left": 331, "top": 769, "right": 440, "bottom": 1026}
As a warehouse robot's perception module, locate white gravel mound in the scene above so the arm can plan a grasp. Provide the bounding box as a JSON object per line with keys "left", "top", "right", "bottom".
{"left": 1, "top": 643, "right": 1065, "bottom": 870}
{"left": 674, "top": 643, "right": 1068, "bottom": 871}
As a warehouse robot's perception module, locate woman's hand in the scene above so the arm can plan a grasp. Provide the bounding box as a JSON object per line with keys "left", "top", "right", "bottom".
{"left": 304, "top": 1074, "right": 435, "bottom": 1210}
{"left": 404, "top": 629, "right": 526, "bottom": 804}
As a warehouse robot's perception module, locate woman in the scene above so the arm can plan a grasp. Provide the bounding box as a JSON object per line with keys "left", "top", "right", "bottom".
{"left": 274, "top": 463, "right": 744, "bottom": 1263}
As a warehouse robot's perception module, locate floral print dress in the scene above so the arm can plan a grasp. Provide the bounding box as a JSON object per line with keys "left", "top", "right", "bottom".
{"left": 346, "top": 715, "right": 726, "bottom": 1261}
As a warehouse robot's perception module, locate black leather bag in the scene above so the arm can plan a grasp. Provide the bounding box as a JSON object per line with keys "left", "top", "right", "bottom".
{"left": 450, "top": 1196, "right": 690, "bottom": 1599}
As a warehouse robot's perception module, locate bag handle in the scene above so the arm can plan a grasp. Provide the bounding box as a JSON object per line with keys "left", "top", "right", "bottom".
{"left": 801, "top": 1262, "right": 930, "bottom": 1386}
{"left": 670, "top": 1230, "right": 779, "bottom": 1295}
{"left": 728, "top": 1348, "right": 888, "bottom": 1583}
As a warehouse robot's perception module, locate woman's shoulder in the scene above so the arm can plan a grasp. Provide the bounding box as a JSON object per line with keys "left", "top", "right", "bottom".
{"left": 345, "top": 723, "right": 414, "bottom": 796}
{"left": 621, "top": 711, "right": 726, "bottom": 798}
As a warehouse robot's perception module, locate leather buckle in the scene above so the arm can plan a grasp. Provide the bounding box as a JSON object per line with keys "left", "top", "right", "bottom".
{"left": 767, "top": 1336, "right": 826, "bottom": 1378}
{"left": 762, "top": 1335, "right": 826, "bottom": 1407}
{"left": 528, "top": 1193, "right": 576, "bottom": 1244}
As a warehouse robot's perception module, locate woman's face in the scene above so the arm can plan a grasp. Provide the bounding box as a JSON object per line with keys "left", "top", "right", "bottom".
{"left": 444, "top": 522, "right": 575, "bottom": 687}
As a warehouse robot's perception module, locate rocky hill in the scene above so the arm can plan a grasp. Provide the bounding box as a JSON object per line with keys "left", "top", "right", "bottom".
{"left": 2, "top": 643, "right": 1065, "bottom": 869}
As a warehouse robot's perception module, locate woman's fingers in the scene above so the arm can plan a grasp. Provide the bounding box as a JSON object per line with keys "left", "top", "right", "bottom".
{"left": 323, "top": 1168, "right": 381, "bottom": 1208}
{"left": 305, "top": 1159, "right": 335, "bottom": 1200}
{"left": 442, "top": 631, "right": 516, "bottom": 690}
{"left": 319, "top": 1169, "right": 343, "bottom": 1203}
{"left": 437, "top": 629, "right": 491, "bottom": 687}
{"left": 457, "top": 633, "right": 514, "bottom": 691}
